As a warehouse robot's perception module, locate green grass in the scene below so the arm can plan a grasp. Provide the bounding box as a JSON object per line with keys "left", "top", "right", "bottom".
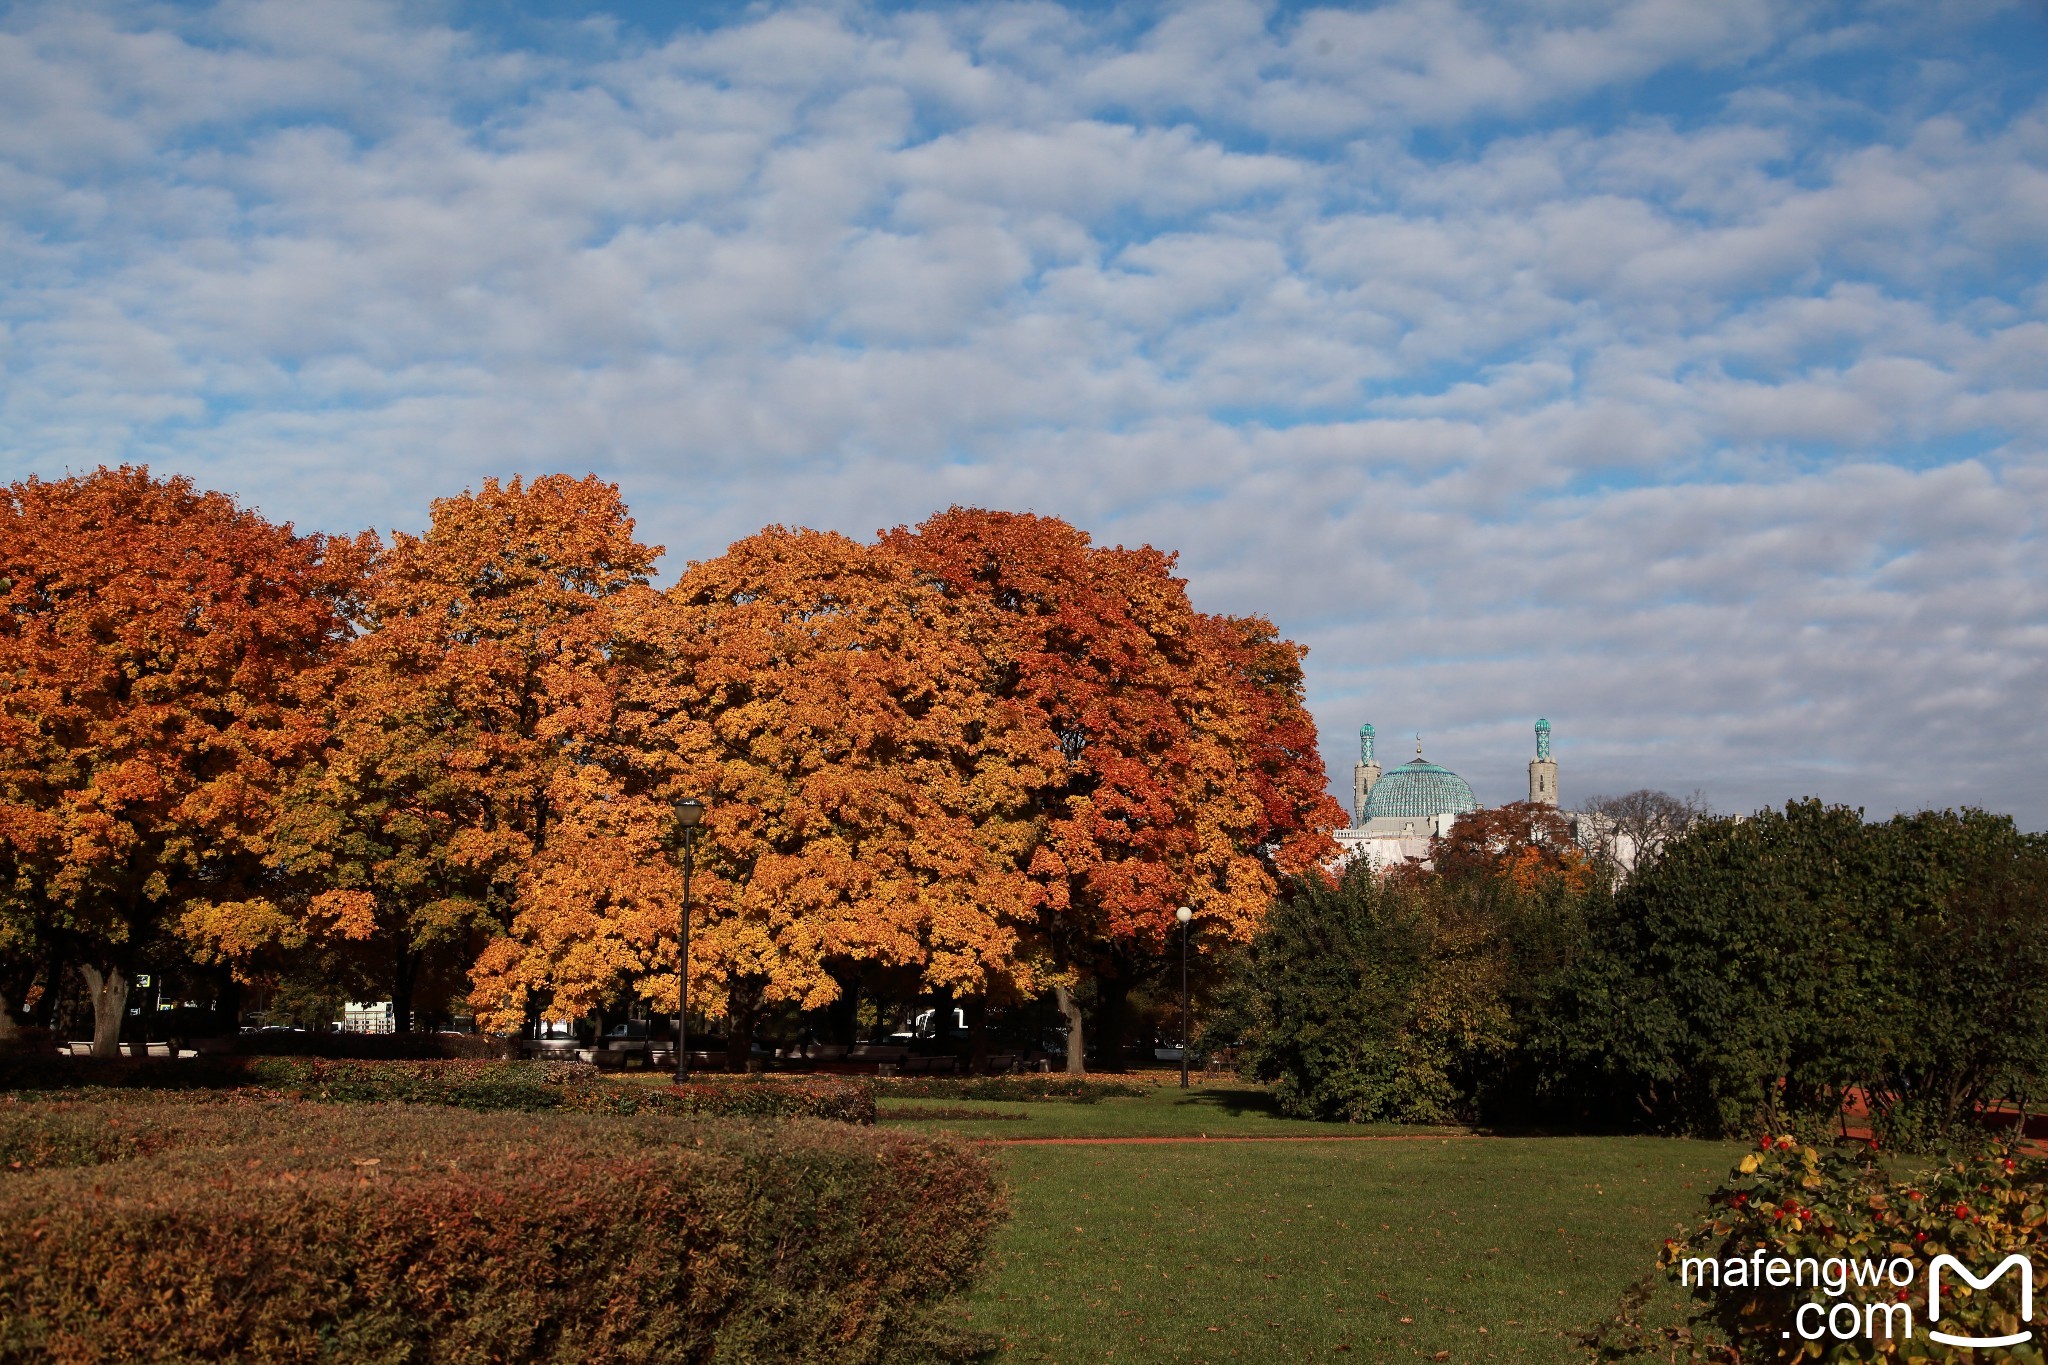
{"left": 880, "top": 1086, "right": 1741, "bottom": 1363}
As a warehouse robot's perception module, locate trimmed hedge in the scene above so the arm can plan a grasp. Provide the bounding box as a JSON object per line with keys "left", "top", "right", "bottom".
{"left": 0, "top": 1098, "right": 272, "bottom": 1174}
{"left": 577, "top": 1075, "right": 876, "bottom": 1124}
{"left": 0, "top": 1058, "right": 875, "bottom": 1124}
{"left": 0, "top": 1101, "right": 1002, "bottom": 1362}
{"left": 232, "top": 1030, "right": 519, "bottom": 1060}
{"left": 873, "top": 1075, "right": 1149, "bottom": 1103}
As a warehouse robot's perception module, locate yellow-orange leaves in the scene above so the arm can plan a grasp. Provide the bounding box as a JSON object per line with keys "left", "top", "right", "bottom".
{"left": 282, "top": 475, "right": 659, "bottom": 1031}
{"left": 471, "top": 526, "right": 1056, "bottom": 1030}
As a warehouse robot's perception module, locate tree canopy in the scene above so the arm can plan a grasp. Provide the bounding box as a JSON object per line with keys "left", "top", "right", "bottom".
{"left": 0, "top": 467, "right": 363, "bottom": 1054}
{"left": 0, "top": 471, "right": 1345, "bottom": 1064}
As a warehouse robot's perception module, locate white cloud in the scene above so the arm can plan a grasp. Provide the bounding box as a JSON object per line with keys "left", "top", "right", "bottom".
{"left": 1, "top": 0, "right": 2044, "bottom": 822}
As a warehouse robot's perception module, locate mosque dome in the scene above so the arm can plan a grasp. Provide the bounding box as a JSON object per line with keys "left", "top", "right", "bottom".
{"left": 1359, "top": 758, "right": 1480, "bottom": 823}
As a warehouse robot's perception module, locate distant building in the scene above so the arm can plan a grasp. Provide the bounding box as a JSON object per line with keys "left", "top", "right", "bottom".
{"left": 1334, "top": 720, "right": 1558, "bottom": 872}
{"left": 343, "top": 1000, "right": 395, "bottom": 1034}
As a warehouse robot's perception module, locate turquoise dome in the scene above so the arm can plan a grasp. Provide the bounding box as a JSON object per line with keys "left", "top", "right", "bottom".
{"left": 1361, "top": 758, "right": 1479, "bottom": 822}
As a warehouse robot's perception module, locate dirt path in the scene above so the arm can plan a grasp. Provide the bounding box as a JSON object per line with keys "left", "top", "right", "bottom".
{"left": 981, "top": 1132, "right": 1483, "bottom": 1146}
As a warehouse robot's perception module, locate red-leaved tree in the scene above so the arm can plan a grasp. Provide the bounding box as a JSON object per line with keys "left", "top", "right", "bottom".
{"left": 0, "top": 468, "right": 364, "bottom": 1055}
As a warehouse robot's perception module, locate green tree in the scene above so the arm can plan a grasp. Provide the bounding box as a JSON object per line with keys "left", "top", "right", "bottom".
{"left": 1544, "top": 800, "right": 2048, "bottom": 1145}
{"left": 1857, "top": 814, "right": 2048, "bottom": 1148}
{"left": 1227, "top": 864, "right": 1524, "bottom": 1124}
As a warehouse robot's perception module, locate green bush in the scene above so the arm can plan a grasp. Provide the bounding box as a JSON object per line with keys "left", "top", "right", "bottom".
{"left": 1547, "top": 803, "right": 2048, "bottom": 1144}
{"left": 873, "top": 1075, "right": 1147, "bottom": 1103}
{"left": 0, "top": 1101, "right": 1002, "bottom": 1363}
{"left": 1224, "top": 863, "right": 1531, "bottom": 1123}
{"left": 0, "top": 1057, "right": 875, "bottom": 1123}
{"left": 1585, "top": 1134, "right": 2048, "bottom": 1362}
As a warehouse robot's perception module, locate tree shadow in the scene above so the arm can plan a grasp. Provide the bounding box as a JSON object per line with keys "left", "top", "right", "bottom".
{"left": 1163, "top": 1086, "right": 1288, "bottom": 1119}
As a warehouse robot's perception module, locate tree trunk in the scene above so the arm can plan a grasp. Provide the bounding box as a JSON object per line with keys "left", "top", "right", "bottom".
{"left": 393, "top": 944, "right": 417, "bottom": 1034}
{"left": 726, "top": 981, "right": 761, "bottom": 1072}
{"left": 967, "top": 996, "right": 989, "bottom": 1074}
{"left": 825, "top": 973, "right": 859, "bottom": 1046}
{"left": 1094, "top": 975, "right": 1131, "bottom": 1073}
{"left": 32, "top": 943, "right": 67, "bottom": 1029}
{"left": 212, "top": 966, "right": 241, "bottom": 1037}
{"left": 0, "top": 952, "right": 32, "bottom": 1040}
{"left": 1054, "top": 983, "right": 1086, "bottom": 1078}
{"left": 80, "top": 964, "right": 130, "bottom": 1059}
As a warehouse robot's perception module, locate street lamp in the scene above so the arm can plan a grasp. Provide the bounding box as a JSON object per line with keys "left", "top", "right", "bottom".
{"left": 674, "top": 796, "right": 706, "bottom": 1084}
{"left": 1176, "top": 905, "right": 1193, "bottom": 1089}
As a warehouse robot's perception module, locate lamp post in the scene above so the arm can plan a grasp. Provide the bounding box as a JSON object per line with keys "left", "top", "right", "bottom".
{"left": 1176, "top": 905, "right": 1193, "bottom": 1089}
{"left": 673, "top": 797, "right": 705, "bottom": 1084}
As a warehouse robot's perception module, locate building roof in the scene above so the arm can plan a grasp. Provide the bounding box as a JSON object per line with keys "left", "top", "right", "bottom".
{"left": 1360, "top": 757, "right": 1480, "bottom": 822}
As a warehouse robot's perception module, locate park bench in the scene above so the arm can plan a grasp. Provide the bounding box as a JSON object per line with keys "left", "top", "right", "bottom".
{"left": 606, "top": 1039, "right": 652, "bottom": 1068}
{"left": 521, "top": 1038, "right": 580, "bottom": 1060}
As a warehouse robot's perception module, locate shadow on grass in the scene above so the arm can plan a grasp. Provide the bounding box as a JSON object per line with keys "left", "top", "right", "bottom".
{"left": 1163, "top": 1086, "right": 1291, "bottom": 1119}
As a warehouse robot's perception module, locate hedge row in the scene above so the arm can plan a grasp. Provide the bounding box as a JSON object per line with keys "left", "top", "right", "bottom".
{"left": 0, "top": 1058, "right": 875, "bottom": 1124}
{"left": 0, "top": 1098, "right": 277, "bottom": 1174}
{"left": 0, "top": 1101, "right": 1002, "bottom": 1363}
{"left": 872, "top": 1074, "right": 1150, "bottom": 1103}
{"left": 232, "top": 1031, "right": 519, "bottom": 1060}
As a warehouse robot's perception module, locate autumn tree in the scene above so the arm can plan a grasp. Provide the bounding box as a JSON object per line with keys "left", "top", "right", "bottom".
{"left": 887, "top": 508, "right": 1344, "bottom": 1073}
{"left": 1425, "top": 802, "right": 1594, "bottom": 894}
{"left": 221, "top": 475, "right": 659, "bottom": 1034}
{"left": 0, "top": 467, "right": 363, "bottom": 1055}
{"left": 468, "top": 510, "right": 1340, "bottom": 1072}
{"left": 471, "top": 526, "right": 1061, "bottom": 1067}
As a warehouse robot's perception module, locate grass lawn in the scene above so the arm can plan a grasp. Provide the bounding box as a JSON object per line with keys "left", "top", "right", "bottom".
{"left": 882, "top": 1085, "right": 1740, "bottom": 1364}
{"left": 875, "top": 1084, "right": 1461, "bottom": 1141}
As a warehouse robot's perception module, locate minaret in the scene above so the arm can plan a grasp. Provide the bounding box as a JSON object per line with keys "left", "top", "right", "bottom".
{"left": 1528, "top": 718, "right": 1558, "bottom": 807}
{"left": 1352, "top": 723, "right": 1380, "bottom": 827}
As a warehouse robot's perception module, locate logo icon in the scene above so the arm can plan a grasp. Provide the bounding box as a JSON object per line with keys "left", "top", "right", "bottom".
{"left": 1927, "top": 1254, "right": 2033, "bottom": 1350}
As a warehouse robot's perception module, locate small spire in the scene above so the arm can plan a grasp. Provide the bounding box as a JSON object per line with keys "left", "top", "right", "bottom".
{"left": 1415, "top": 733, "right": 1424, "bottom": 760}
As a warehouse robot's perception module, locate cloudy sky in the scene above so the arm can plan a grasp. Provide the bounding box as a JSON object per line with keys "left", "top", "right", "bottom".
{"left": 4, "top": 0, "right": 2045, "bottom": 824}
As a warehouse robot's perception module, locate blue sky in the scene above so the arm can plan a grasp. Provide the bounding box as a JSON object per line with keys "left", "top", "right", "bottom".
{"left": 3, "top": 0, "right": 2045, "bottom": 823}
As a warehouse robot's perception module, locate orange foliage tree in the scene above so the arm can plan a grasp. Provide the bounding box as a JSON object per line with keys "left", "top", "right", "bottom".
{"left": 470, "top": 512, "right": 1341, "bottom": 1073}
{"left": 887, "top": 509, "right": 1344, "bottom": 1073}
{"left": 0, "top": 468, "right": 363, "bottom": 1055}
{"left": 1428, "top": 802, "right": 1594, "bottom": 895}
{"left": 0, "top": 472, "right": 1340, "bottom": 1058}
{"left": 470, "top": 526, "right": 1063, "bottom": 1065}
{"left": 242, "top": 475, "right": 659, "bottom": 1033}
